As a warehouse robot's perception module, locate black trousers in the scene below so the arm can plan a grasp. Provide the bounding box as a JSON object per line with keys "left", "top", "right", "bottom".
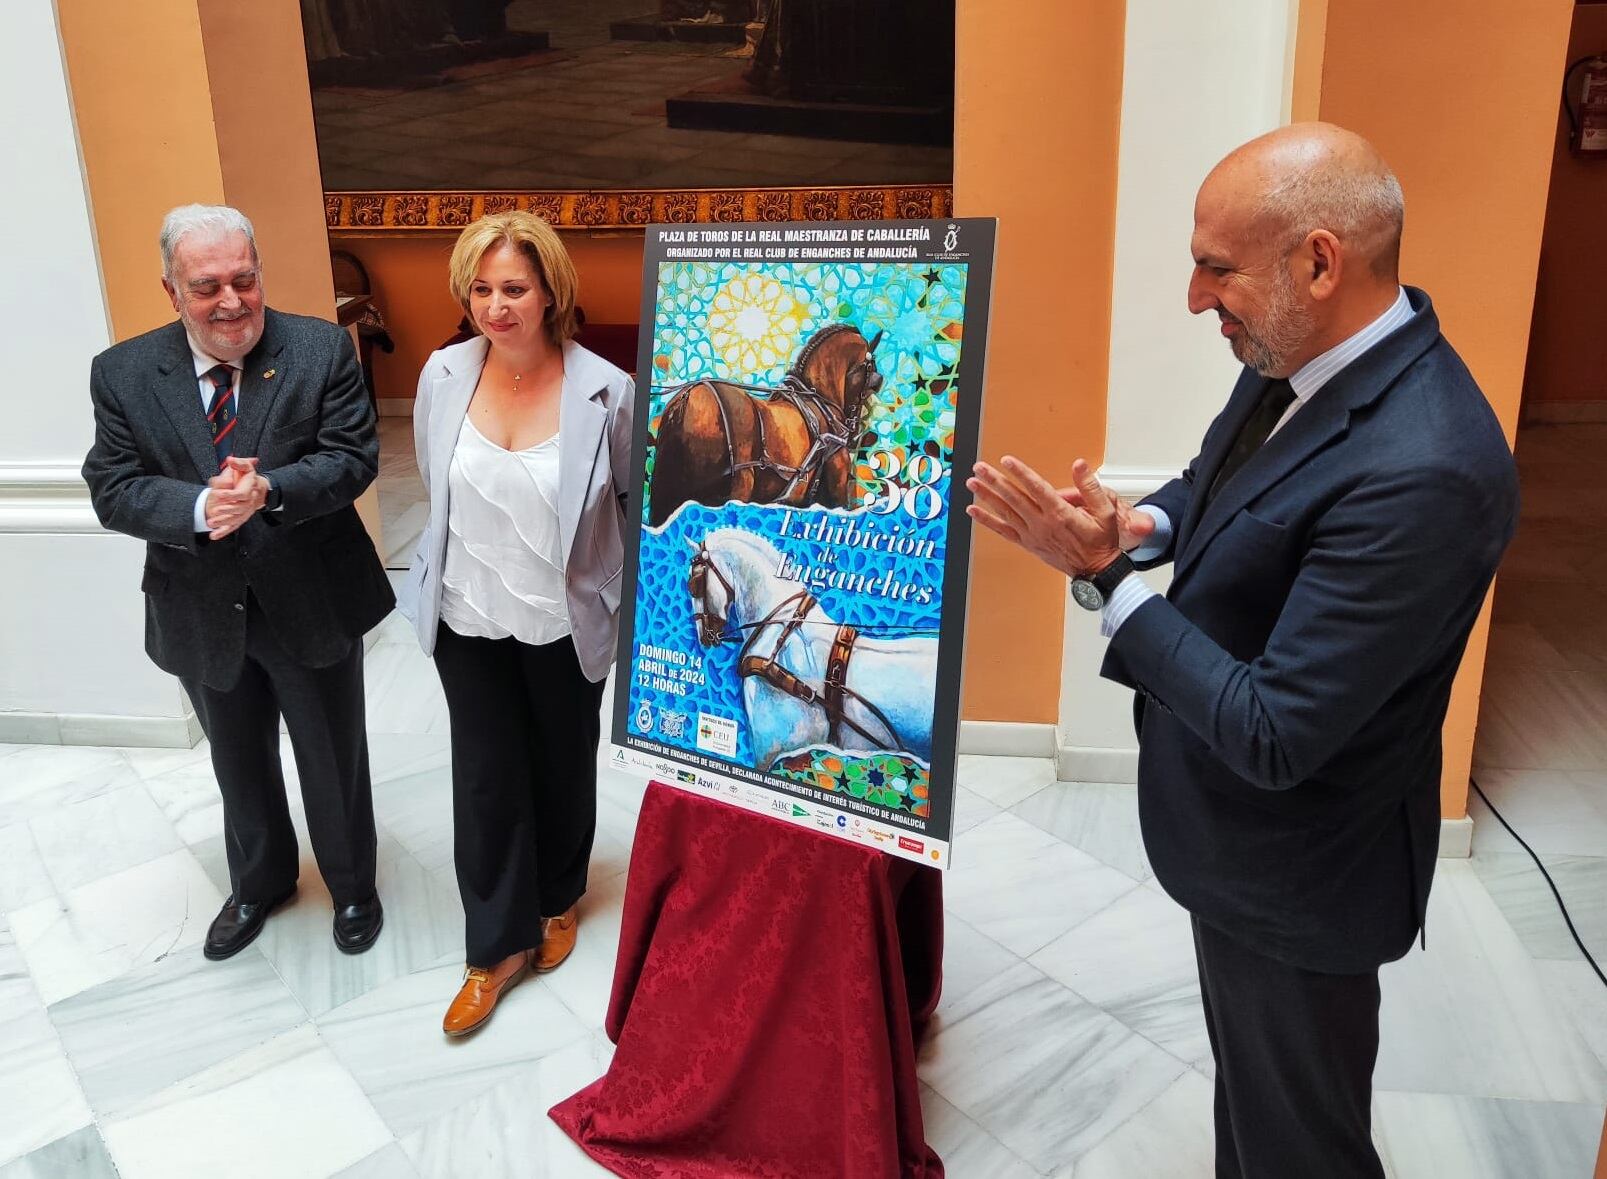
{"left": 181, "top": 596, "right": 377, "bottom": 908}
{"left": 1193, "top": 916, "right": 1384, "bottom": 1179}
{"left": 432, "top": 625, "right": 605, "bottom": 967}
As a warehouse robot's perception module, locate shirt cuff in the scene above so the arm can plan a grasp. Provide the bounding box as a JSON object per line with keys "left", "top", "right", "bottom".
{"left": 1100, "top": 572, "right": 1157, "bottom": 638}
{"left": 1127, "top": 505, "right": 1172, "bottom": 563}
{"left": 193, "top": 487, "right": 210, "bottom": 533}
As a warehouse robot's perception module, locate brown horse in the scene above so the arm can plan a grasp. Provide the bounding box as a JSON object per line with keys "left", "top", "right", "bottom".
{"left": 647, "top": 323, "right": 883, "bottom": 527}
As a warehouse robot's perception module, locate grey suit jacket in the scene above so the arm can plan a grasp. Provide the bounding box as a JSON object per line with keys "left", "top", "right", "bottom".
{"left": 397, "top": 337, "right": 634, "bottom": 682}
{"left": 82, "top": 309, "right": 394, "bottom": 690}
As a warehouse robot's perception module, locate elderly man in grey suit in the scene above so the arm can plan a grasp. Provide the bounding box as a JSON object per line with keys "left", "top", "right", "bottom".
{"left": 83, "top": 205, "right": 394, "bottom": 960}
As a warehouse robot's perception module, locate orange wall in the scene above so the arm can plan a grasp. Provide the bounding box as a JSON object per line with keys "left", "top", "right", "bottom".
{"left": 1309, "top": 0, "right": 1575, "bottom": 815}
{"left": 57, "top": 0, "right": 226, "bottom": 339}
{"left": 199, "top": 0, "right": 336, "bottom": 320}
{"left": 1524, "top": 4, "right": 1607, "bottom": 409}
{"left": 337, "top": 232, "right": 646, "bottom": 399}
{"left": 953, "top": 0, "right": 1125, "bottom": 724}
{"left": 59, "top": 0, "right": 335, "bottom": 337}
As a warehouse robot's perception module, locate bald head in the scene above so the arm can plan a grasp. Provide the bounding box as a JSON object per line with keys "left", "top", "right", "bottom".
{"left": 1208, "top": 123, "right": 1404, "bottom": 280}
{"left": 1188, "top": 123, "right": 1406, "bottom": 377}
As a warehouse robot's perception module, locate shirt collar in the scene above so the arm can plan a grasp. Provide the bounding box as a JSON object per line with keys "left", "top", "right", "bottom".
{"left": 1287, "top": 286, "right": 1411, "bottom": 403}
{"left": 186, "top": 331, "right": 238, "bottom": 381}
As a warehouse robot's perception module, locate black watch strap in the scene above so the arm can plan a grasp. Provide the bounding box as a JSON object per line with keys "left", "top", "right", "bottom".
{"left": 1089, "top": 552, "right": 1135, "bottom": 599}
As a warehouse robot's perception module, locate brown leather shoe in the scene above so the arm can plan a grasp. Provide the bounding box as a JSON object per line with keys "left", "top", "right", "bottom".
{"left": 534, "top": 907, "right": 578, "bottom": 973}
{"left": 442, "top": 950, "right": 532, "bottom": 1037}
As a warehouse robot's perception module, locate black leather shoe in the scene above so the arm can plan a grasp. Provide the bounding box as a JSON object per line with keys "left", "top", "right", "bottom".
{"left": 204, "top": 888, "right": 295, "bottom": 961}
{"left": 333, "top": 895, "right": 384, "bottom": 954}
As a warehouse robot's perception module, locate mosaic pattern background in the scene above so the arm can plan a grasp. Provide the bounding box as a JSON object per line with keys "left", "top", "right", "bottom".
{"left": 627, "top": 260, "right": 970, "bottom": 822}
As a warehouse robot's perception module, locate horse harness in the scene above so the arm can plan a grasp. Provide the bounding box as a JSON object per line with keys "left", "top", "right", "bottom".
{"left": 663, "top": 324, "right": 880, "bottom": 506}
{"left": 688, "top": 546, "right": 911, "bottom": 754}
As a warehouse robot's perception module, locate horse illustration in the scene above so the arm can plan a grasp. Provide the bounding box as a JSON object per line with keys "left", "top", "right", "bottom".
{"left": 648, "top": 323, "right": 884, "bottom": 527}
{"left": 685, "top": 527, "right": 936, "bottom": 771}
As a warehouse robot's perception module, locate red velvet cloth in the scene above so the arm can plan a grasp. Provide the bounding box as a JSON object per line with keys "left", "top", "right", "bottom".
{"left": 550, "top": 782, "right": 945, "bottom": 1178}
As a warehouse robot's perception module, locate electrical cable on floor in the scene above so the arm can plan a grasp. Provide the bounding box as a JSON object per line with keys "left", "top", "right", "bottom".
{"left": 1469, "top": 776, "right": 1606, "bottom": 991}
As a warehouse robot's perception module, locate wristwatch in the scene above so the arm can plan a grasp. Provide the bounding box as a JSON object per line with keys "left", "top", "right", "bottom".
{"left": 264, "top": 479, "right": 282, "bottom": 512}
{"left": 1070, "top": 553, "right": 1135, "bottom": 611}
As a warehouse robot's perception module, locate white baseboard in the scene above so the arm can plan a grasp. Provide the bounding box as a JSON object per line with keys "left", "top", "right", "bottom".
{"left": 1525, "top": 399, "right": 1607, "bottom": 424}
{"left": 1438, "top": 815, "right": 1474, "bottom": 858}
{"left": 0, "top": 709, "right": 203, "bottom": 748}
{"left": 377, "top": 398, "right": 414, "bottom": 417}
{"left": 1057, "top": 744, "right": 1139, "bottom": 784}
{"left": 958, "top": 720, "right": 1059, "bottom": 758}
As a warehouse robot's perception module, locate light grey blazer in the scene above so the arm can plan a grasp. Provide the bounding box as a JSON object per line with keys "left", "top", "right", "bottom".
{"left": 397, "top": 336, "right": 634, "bottom": 682}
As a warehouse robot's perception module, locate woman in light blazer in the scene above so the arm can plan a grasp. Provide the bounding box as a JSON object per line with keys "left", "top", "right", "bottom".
{"left": 399, "top": 212, "right": 633, "bottom": 1036}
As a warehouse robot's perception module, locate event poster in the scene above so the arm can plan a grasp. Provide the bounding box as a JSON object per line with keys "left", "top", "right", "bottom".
{"left": 610, "top": 218, "right": 995, "bottom": 868}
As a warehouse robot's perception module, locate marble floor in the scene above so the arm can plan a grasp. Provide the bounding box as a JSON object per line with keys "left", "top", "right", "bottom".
{"left": 3, "top": 427, "right": 1606, "bottom": 1177}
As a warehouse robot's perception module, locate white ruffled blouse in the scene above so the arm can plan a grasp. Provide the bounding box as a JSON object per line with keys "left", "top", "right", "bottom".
{"left": 437, "top": 415, "right": 571, "bottom": 645}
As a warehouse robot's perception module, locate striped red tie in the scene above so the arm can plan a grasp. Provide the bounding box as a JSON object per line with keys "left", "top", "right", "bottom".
{"left": 204, "top": 364, "right": 237, "bottom": 470}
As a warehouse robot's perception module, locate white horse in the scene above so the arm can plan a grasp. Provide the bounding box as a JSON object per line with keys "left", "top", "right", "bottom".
{"left": 685, "top": 527, "right": 937, "bottom": 771}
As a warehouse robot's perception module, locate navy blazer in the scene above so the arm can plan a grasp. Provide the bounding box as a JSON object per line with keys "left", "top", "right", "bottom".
{"left": 1101, "top": 288, "right": 1518, "bottom": 973}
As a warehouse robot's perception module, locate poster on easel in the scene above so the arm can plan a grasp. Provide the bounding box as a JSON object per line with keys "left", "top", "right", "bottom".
{"left": 610, "top": 217, "right": 996, "bottom": 869}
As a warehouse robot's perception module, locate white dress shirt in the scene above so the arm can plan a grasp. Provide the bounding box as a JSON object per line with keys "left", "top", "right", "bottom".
{"left": 1100, "top": 287, "right": 1413, "bottom": 636}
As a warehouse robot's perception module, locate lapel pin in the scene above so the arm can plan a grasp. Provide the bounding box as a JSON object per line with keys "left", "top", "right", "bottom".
{"left": 263, "top": 369, "right": 276, "bottom": 380}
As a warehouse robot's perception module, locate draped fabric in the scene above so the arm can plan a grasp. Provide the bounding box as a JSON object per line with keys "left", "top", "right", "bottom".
{"left": 439, "top": 418, "right": 571, "bottom": 646}
{"left": 550, "top": 782, "right": 945, "bottom": 1178}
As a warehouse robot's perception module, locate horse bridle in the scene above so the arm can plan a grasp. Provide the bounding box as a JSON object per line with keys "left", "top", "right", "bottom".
{"left": 668, "top": 324, "right": 884, "bottom": 505}
{"left": 688, "top": 543, "right": 913, "bottom": 754}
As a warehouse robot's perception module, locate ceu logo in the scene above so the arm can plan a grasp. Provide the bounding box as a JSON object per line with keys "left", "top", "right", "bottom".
{"left": 943, "top": 223, "right": 959, "bottom": 251}
{"left": 635, "top": 702, "right": 654, "bottom": 733}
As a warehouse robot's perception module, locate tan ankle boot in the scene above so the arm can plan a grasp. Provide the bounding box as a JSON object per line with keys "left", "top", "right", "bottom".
{"left": 442, "top": 949, "right": 532, "bottom": 1037}
{"left": 534, "top": 907, "right": 578, "bottom": 973}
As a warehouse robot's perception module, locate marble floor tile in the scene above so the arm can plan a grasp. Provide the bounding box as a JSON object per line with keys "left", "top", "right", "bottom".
{"left": 939, "top": 913, "right": 1024, "bottom": 1011}
{"left": 0, "top": 1126, "right": 117, "bottom": 1179}
{"left": 1535, "top": 959, "right": 1607, "bottom": 1075}
{"left": 26, "top": 783, "right": 180, "bottom": 895}
{"left": 1469, "top": 850, "right": 1607, "bottom": 962}
{"left": 0, "top": 821, "right": 53, "bottom": 914}
{"left": 49, "top": 944, "right": 306, "bottom": 1120}
{"left": 101, "top": 1024, "right": 391, "bottom": 1179}
{"left": 957, "top": 754, "right": 1059, "bottom": 809}
{"left": 10, "top": 849, "right": 222, "bottom": 1006}
{"left": 1375, "top": 861, "right": 1607, "bottom": 1104}
{"left": 0, "top": 1004, "right": 93, "bottom": 1168}
{"left": 950, "top": 784, "right": 1001, "bottom": 839}
{"left": 1060, "top": 1067, "right": 1215, "bottom": 1179}
{"left": 1030, "top": 883, "right": 1210, "bottom": 1070}
{"left": 400, "top": 1031, "right": 615, "bottom": 1178}
{"left": 945, "top": 813, "right": 1140, "bottom": 959}
{"left": 1467, "top": 768, "right": 1607, "bottom": 858}
{"left": 1372, "top": 1090, "right": 1604, "bottom": 1179}
{"left": 195, "top": 832, "right": 464, "bottom": 1020}
{"left": 0, "top": 747, "right": 138, "bottom": 829}
{"left": 918, "top": 960, "right": 1186, "bottom": 1173}
{"left": 364, "top": 643, "right": 450, "bottom": 736}
{"left": 534, "top": 871, "right": 628, "bottom": 1032}
{"left": 370, "top": 762, "right": 456, "bottom": 880}
{"left": 334, "top": 1142, "right": 421, "bottom": 1179}
{"left": 1010, "top": 780, "right": 1152, "bottom": 883}
{"left": 918, "top": 1084, "right": 1039, "bottom": 1179}
{"left": 316, "top": 962, "right": 590, "bottom": 1137}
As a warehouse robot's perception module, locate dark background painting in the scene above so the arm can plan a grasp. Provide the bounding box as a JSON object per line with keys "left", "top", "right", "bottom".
{"left": 302, "top": 0, "right": 955, "bottom": 192}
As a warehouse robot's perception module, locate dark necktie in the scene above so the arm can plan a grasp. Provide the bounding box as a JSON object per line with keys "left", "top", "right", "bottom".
{"left": 204, "top": 364, "right": 238, "bottom": 472}
{"left": 1205, "top": 378, "right": 1297, "bottom": 506}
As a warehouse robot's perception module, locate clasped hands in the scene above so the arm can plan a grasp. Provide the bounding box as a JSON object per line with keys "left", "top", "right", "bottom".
{"left": 205, "top": 456, "right": 269, "bottom": 541}
{"left": 965, "top": 456, "right": 1155, "bottom": 579}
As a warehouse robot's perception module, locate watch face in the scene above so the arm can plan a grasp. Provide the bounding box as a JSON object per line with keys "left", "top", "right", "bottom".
{"left": 1071, "top": 580, "right": 1103, "bottom": 611}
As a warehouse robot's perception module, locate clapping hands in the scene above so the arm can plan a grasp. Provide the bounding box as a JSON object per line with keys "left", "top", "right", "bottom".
{"left": 205, "top": 456, "right": 269, "bottom": 541}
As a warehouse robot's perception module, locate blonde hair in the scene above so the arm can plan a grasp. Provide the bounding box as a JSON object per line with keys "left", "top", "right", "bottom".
{"left": 447, "top": 212, "right": 579, "bottom": 345}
